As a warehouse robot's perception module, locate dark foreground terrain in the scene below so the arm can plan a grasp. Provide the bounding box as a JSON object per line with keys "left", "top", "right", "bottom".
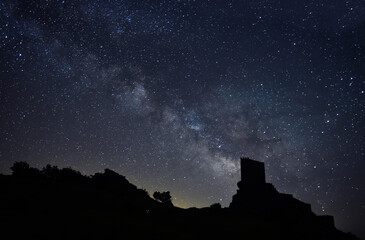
{"left": 0, "top": 161, "right": 360, "bottom": 240}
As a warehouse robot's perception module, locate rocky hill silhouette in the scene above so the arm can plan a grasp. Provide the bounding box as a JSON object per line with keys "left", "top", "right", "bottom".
{"left": 0, "top": 159, "right": 360, "bottom": 240}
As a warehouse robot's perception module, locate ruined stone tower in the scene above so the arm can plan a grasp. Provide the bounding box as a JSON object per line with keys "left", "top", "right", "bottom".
{"left": 229, "top": 157, "right": 335, "bottom": 229}
{"left": 240, "top": 157, "right": 265, "bottom": 186}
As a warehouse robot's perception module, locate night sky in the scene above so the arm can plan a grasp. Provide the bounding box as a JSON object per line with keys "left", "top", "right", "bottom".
{"left": 1, "top": 0, "right": 364, "bottom": 237}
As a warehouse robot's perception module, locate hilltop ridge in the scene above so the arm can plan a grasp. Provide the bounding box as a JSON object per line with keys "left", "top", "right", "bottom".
{"left": 0, "top": 160, "right": 360, "bottom": 240}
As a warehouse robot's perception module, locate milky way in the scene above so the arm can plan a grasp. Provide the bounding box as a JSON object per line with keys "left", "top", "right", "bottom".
{"left": 0, "top": 0, "right": 364, "bottom": 237}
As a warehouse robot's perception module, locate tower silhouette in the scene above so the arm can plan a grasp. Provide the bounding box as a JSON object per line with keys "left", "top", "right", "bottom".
{"left": 230, "top": 158, "right": 335, "bottom": 229}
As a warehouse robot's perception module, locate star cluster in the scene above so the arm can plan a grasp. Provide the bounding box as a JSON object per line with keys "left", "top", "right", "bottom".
{"left": 0, "top": 0, "right": 364, "bottom": 238}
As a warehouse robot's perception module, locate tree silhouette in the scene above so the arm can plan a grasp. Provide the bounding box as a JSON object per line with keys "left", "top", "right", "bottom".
{"left": 153, "top": 191, "right": 173, "bottom": 206}
{"left": 11, "top": 161, "right": 40, "bottom": 177}
{"left": 10, "top": 161, "right": 30, "bottom": 175}
{"left": 42, "top": 164, "right": 59, "bottom": 178}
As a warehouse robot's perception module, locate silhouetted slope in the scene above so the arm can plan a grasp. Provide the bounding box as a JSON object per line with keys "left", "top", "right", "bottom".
{"left": 0, "top": 162, "right": 360, "bottom": 240}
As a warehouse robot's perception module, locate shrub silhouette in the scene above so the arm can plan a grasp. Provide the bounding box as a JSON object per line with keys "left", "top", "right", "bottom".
{"left": 41, "top": 164, "right": 83, "bottom": 182}
{"left": 59, "top": 167, "right": 82, "bottom": 180}
{"left": 10, "top": 161, "right": 30, "bottom": 175}
{"left": 11, "top": 161, "right": 40, "bottom": 177}
{"left": 42, "top": 164, "right": 59, "bottom": 178}
{"left": 153, "top": 191, "right": 173, "bottom": 206}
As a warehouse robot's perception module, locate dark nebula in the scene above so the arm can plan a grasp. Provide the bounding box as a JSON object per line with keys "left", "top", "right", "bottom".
{"left": 0, "top": 0, "right": 364, "bottom": 238}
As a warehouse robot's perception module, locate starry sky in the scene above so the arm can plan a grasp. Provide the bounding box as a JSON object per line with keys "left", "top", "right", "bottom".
{"left": 1, "top": 0, "right": 364, "bottom": 237}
